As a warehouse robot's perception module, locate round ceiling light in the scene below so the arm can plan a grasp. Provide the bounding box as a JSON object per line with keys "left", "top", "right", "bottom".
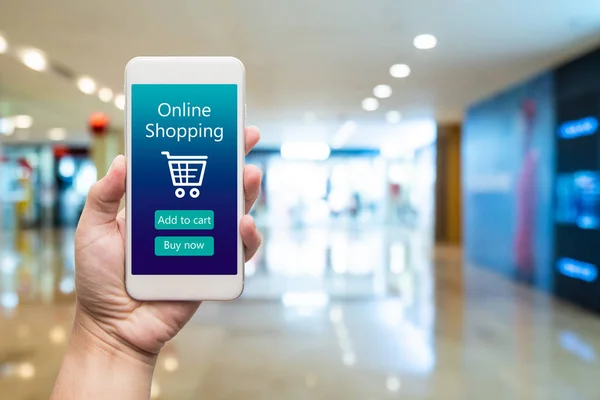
{"left": 0, "top": 35, "right": 7, "bottom": 54}
{"left": 13, "top": 115, "right": 33, "bottom": 129}
{"left": 77, "top": 77, "right": 97, "bottom": 94}
{"left": 390, "top": 64, "right": 411, "bottom": 78}
{"left": 114, "top": 94, "right": 125, "bottom": 110}
{"left": 413, "top": 34, "right": 437, "bottom": 50}
{"left": 20, "top": 48, "right": 47, "bottom": 71}
{"left": 98, "top": 88, "right": 113, "bottom": 103}
{"left": 373, "top": 84, "right": 392, "bottom": 99}
{"left": 48, "top": 128, "right": 67, "bottom": 141}
{"left": 362, "top": 97, "right": 379, "bottom": 111}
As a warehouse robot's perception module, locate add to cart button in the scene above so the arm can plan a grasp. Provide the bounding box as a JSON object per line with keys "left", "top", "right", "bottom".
{"left": 155, "top": 236, "right": 214, "bottom": 256}
{"left": 155, "top": 210, "right": 214, "bottom": 230}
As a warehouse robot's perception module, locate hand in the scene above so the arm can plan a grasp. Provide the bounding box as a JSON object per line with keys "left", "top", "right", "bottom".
{"left": 73, "top": 126, "right": 262, "bottom": 358}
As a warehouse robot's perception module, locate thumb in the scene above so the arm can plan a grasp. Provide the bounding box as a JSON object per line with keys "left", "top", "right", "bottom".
{"left": 81, "top": 155, "right": 126, "bottom": 226}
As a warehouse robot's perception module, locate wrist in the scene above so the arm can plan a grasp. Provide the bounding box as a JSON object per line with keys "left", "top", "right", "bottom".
{"left": 51, "top": 310, "right": 157, "bottom": 400}
{"left": 73, "top": 306, "right": 158, "bottom": 367}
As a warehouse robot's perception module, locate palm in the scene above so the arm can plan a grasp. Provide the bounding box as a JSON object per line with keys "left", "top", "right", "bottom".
{"left": 74, "top": 127, "right": 262, "bottom": 355}
{"left": 75, "top": 209, "right": 199, "bottom": 354}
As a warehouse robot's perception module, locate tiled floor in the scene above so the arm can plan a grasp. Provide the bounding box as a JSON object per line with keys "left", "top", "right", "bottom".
{"left": 1, "top": 227, "right": 600, "bottom": 399}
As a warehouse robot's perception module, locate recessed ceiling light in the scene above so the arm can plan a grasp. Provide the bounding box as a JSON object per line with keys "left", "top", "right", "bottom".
{"left": 0, "top": 35, "right": 7, "bottom": 54}
{"left": 361, "top": 97, "right": 379, "bottom": 111}
{"left": 13, "top": 115, "right": 33, "bottom": 129}
{"left": 373, "top": 84, "right": 392, "bottom": 99}
{"left": 77, "top": 76, "right": 96, "bottom": 94}
{"left": 98, "top": 88, "right": 113, "bottom": 103}
{"left": 390, "top": 64, "right": 411, "bottom": 78}
{"left": 386, "top": 111, "right": 402, "bottom": 124}
{"left": 413, "top": 34, "right": 437, "bottom": 50}
{"left": 114, "top": 94, "right": 125, "bottom": 110}
{"left": 48, "top": 128, "right": 67, "bottom": 141}
{"left": 20, "top": 48, "right": 47, "bottom": 71}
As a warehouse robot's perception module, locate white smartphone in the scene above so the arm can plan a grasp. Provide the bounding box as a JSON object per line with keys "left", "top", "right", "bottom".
{"left": 124, "top": 56, "right": 245, "bottom": 301}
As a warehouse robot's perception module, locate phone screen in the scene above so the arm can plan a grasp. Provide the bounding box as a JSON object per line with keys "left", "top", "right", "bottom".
{"left": 131, "top": 84, "right": 239, "bottom": 275}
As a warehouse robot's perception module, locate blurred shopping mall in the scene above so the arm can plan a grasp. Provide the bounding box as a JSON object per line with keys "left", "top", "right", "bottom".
{"left": 3, "top": 1, "right": 600, "bottom": 399}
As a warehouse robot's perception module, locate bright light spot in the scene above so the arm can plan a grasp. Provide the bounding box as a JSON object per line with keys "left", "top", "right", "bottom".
{"left": 20, "top": 48, "right": 47, "bottom": 71}
{"left": 373, "top": 84, "right": 392, "bottom": 99}
{"left": 0, "top": 35, "right": 7, "bottom": 54}
{"left": 114, "top": 93, "right": 125, "bottom": 110}
{"left": 0, "top": 117, "right": 15, "bottom": 135}
{"left": 342, "top": 352, "right": 356, "bottom": 366}
{"left": 386, "top": 111, "right": 402, "bottom": 124}
{"left": 1, "top": 292, "right": 18, "bottom": 309}
{"left": 282, "top": 291, "right": 329, "bottom": 308}
{"left": 413, "top": 34, "right": 437, "bottom": 50}
{"left": 388, "top": 164, "right": 409, "bottom": 183}
{"left": 77, "top": 76, "right": 96, "bottom": 94}
{"left": 48, "top": 128, "right": 67, "bottom": 141}
{"left": 13, "top": 115, "right": 33, "bottom": 129}
{"left": 49, "top": 326, "right": 67, "bottom": 344}
{"left": 362, "top": 97, "right": 379, "bottom": 111}
{"left": 390, "top": 243, "right": 407, "bottom": 274}
{"left": 58, "top": 156, "right": 76, "bottom": 179}
{"left": 281, "top": 142, "right": 330, "bottom": 161}
{"left": 329, "top": 306, "right": 343, "bottom": 323}
{"left": 386, "top": 376, "right": 401, "bottom": 392}
{"left": 163, "top": 356, "right": 179, "bottom": 372}
{"left": 150, "top": 381, "right": 161, "bottom": 399}
{"left": 74, "top": 162, "right": 98, "bottom": 195}
{"left": 331, "top": 120, "right": 358, "bottom": 149}
{"left": 59, "top": 276, "right": 75, "bottom": 294}
{"left": 17, "top": 362, "right": 35, "bottom": 379}
{"left": 390, "top": 64, "right": 411, "bottom": 78}
{"left": 1, "top": 253, "right": 19, "bottom": 273}
{"left": 98, "top": 87, "right": 113, "bottom": 103}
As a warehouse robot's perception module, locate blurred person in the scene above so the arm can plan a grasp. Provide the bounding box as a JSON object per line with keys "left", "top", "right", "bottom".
{"left": 50, "top": 127, "right": 262, "bottom": 399}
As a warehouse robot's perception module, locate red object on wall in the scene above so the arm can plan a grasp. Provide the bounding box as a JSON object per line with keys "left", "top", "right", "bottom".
{"left": 88, "top": 112, "right": 110, "bottom": 136}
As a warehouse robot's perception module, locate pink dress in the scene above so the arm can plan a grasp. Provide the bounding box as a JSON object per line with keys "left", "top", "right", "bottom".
{"left": 515, "top": 150, "right": 537, "bottom": 274}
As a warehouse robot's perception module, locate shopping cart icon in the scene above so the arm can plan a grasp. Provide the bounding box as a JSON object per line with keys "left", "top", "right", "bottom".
{"left": 161, "top": 151, "right": 208, "bottom": 198}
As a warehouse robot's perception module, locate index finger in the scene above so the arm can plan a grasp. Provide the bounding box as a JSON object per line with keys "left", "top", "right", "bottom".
{"left": 245, "top": 126, "right": 260, "bottom": 155}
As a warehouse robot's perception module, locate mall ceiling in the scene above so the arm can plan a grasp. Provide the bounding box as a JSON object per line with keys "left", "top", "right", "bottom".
{"left": 0, "top": 0, "right": 599, "bottom": 147}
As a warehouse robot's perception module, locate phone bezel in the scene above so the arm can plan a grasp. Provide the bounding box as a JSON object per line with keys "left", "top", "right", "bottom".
{"left": 124, "top": 56, "right": 245, "bottom": 301}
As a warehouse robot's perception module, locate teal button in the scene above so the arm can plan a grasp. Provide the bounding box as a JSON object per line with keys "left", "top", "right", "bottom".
{"left": 155, "top": 210, "right": 214, "bottom": 230}
{"left": 155, "top": 236, "right": 214, "bottom": 256}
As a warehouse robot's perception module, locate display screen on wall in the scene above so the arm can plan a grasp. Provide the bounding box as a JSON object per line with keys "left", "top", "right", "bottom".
{"left": 462, "top": 72, "right": 555, "bottom": 291}
{"left": 556, "top": 171, "right": 600, "bottom": 230}
{"left": 553, "top": 48, "right": 600, "bottom": 312}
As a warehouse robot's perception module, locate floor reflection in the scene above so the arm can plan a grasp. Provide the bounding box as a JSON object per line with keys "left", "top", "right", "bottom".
{"left": 1, "top": 227, "right": 600, "bottom": 399}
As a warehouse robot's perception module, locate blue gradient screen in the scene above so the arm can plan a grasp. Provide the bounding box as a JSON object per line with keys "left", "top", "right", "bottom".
{"left": 131, "top": 84, "right": 238, "bottom": 275}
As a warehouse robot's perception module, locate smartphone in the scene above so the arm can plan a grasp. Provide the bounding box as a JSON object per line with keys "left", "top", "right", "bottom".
{"left": 125, "top": 56, "right": 245, "bottom": 301}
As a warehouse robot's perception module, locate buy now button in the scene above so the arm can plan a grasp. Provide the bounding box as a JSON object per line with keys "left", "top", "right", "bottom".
{"left": 155, "top": 236, "right": 214, "bottom": 256}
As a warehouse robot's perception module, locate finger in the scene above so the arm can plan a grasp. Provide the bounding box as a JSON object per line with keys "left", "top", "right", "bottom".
{"left": 244, "top": 164, "right": 261, "bottom": 214}
{"left": 240, "top": 215, "right": 261, "bottom": 262}
{"left": 81, "top": 155, "right": 126, "bottom": 226}
{"left": 245, "top": 126, "right": 260, "bottom": 155}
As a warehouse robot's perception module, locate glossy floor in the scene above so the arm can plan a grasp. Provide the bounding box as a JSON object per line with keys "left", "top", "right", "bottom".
{"left": 1, "top": 228, "right": 600, "bottom": 399}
